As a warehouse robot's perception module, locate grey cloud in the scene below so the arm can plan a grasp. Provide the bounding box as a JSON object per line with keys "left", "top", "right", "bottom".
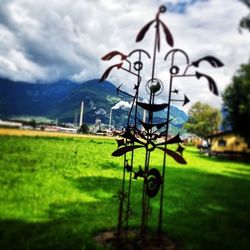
{"left": 0, "top": 0, "right": 249, "bottom": 112}
{"left": 0, "top": 0, "right": 104, "bottom": 82}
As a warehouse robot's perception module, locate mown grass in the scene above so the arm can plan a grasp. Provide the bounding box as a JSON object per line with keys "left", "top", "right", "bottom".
{"left": 0, "top": 135, "right": 249, "bottom": 250}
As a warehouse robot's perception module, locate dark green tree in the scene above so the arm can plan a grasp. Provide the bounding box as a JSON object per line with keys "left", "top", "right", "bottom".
{"left": 78, "top": 123, "right": 89, "bottom": 134}
{"left": 185, "top": 102, "right": 221, "bottom": 146}
{"left": 223, "top": 61, "right": 250, "bottom": 143}
{"left": 30, "top": 119, "right": 36, "bottom": 129}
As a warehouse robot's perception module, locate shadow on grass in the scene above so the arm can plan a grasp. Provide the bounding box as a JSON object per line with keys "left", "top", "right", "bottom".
{"left": 99, "top": 161, "right": 122, "bottom": 170}
{"left": 0, "top": 218, "right": 102, "bottom": 250}
{"left": 165, "top": 167, "right": 250, "bottom": 250}
{"left": 192, "top": 148, "right": 250, "bottom": 165}
{"left": 1, "top": 170, "right": 250, "bottom": 250}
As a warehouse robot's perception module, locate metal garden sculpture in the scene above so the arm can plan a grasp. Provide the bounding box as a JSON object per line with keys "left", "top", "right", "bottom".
{"left": 99, "top": 5, "right": 223, "bottom": 241}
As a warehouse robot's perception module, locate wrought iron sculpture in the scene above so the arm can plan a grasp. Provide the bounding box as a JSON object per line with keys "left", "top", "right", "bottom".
{"left": 99, "top": 5, "right": 223, "bottom": 240}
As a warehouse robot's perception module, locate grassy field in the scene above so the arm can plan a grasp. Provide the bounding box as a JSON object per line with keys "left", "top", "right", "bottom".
{"left": 0, "top": 133, "right": 250, "bottom": 250}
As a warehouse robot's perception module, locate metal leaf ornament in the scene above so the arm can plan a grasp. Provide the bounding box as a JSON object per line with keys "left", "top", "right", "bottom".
{"left": 99, "top": 63, "right": 123, "bottom": 82}
{"left": 195, "top": 71, "right": 219, "bottom": 96}
{"left": 138, "top": 119, "right": 167, "bottom": 131}
{"left": 137, "top": 102, "right": 168, "bottom": 112}
{"left": 192, "top": 56, "right": 223, "bottom": 68}
{"left": 157, "top": 147, "right": 187, "bottom": 164}
{"left": 159, "top": 20, "right": 174, "bottom": 47}
{"left": 136, "top": 20, "right": 155, "bottom": 42}
{"left": 157, "top": 133, "right": 184, "bottom": 146}
{"left": 112, "top": 145, "right": 144, "bottom": 157}
{"left": 102, "top": 51, "right": 128, "bottom": 61}
{"left": 136, "top": 5, "right": 174, "bottom": 49}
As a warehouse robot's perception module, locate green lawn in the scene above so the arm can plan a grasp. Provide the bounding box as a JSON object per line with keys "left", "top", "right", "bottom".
{"left": 0, "top": 135, "right": 249, "bottom": 250}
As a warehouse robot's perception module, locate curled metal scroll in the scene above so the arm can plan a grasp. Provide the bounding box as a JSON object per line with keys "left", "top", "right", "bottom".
{"left": 146, "top": 168, "right": 162, "bottom": 198}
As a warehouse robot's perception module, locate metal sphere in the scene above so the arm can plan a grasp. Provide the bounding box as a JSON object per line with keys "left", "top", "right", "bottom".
{"left": 146, "top": 78, "right": 163, "bottom": 96}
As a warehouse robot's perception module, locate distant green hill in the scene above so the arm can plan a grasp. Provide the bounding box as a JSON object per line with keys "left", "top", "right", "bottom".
{"left": 0, "top": 78, "right": 188, "bottom": 130}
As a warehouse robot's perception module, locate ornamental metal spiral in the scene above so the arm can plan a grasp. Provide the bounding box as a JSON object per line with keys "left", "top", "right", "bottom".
{"left": 99, "top": 5, "right": 223, "bottom": 239}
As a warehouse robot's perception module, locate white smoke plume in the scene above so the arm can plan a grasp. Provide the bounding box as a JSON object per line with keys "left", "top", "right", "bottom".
{"left": 111, "top": 101, "right": 132, "bottom": 110}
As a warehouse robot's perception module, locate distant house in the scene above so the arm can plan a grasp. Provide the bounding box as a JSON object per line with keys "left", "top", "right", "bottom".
{"left": 208, "top": 131, "right": 250, "bottom": 157}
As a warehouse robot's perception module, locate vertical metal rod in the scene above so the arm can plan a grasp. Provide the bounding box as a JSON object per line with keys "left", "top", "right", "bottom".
{"left": 79, "top": 101, "right": 84, "bottom": 128}
{"left": 117, "top": 156, "right": 127, "bottom": 236}
{"left": 158, "top": 53, "right": 175, "bottom": 236}
{"left": 125, "top": 53, "right": 142, "bottom": 231}
{"left": 151, "top": 20, "right": 159, "bottom": 80}
{"left": 141, "top": 91, "right": 154, "bottom": 235}
{"left": 141, "top": 9, "right": 159, "bottom": 231}
{"left": 141, "top": 148, "right": 150, "bottom": 234}
{"left": 109, "top": 109, "right": 112, "bottom": 131}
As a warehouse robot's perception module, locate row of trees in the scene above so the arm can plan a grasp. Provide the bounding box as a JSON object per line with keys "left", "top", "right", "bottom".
{"left": 185, "top": 60, "right": 250, "bottom": 144}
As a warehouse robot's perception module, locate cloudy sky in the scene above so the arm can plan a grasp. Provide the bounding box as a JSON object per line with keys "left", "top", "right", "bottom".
{"left": 0, "top": 0, "right": 249, "bottom": 111}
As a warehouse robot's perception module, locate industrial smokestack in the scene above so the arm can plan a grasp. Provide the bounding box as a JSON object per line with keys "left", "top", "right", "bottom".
{"left": 109, "top": 109, "right": 112, "bottom": 131}
{"left": 79, "top": 101, "right": 84, "bottom": 128}
{"left": 142, "top": 109, "right": 147, "bottom": 131}
{"left": 109, "top": 100, "right": 132, "bottom": 131}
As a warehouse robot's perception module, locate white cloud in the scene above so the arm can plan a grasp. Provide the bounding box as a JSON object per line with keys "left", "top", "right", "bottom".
{"left": 111, "top": 100, "right": 132, "bottom": 110}
{"left": 0, "top": 0, "right": 249, "bottom": 111}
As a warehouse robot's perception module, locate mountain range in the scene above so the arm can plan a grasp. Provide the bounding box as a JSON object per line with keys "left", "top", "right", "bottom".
{"left": 0, "top": 78, "right": 188, "bottom": 130}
